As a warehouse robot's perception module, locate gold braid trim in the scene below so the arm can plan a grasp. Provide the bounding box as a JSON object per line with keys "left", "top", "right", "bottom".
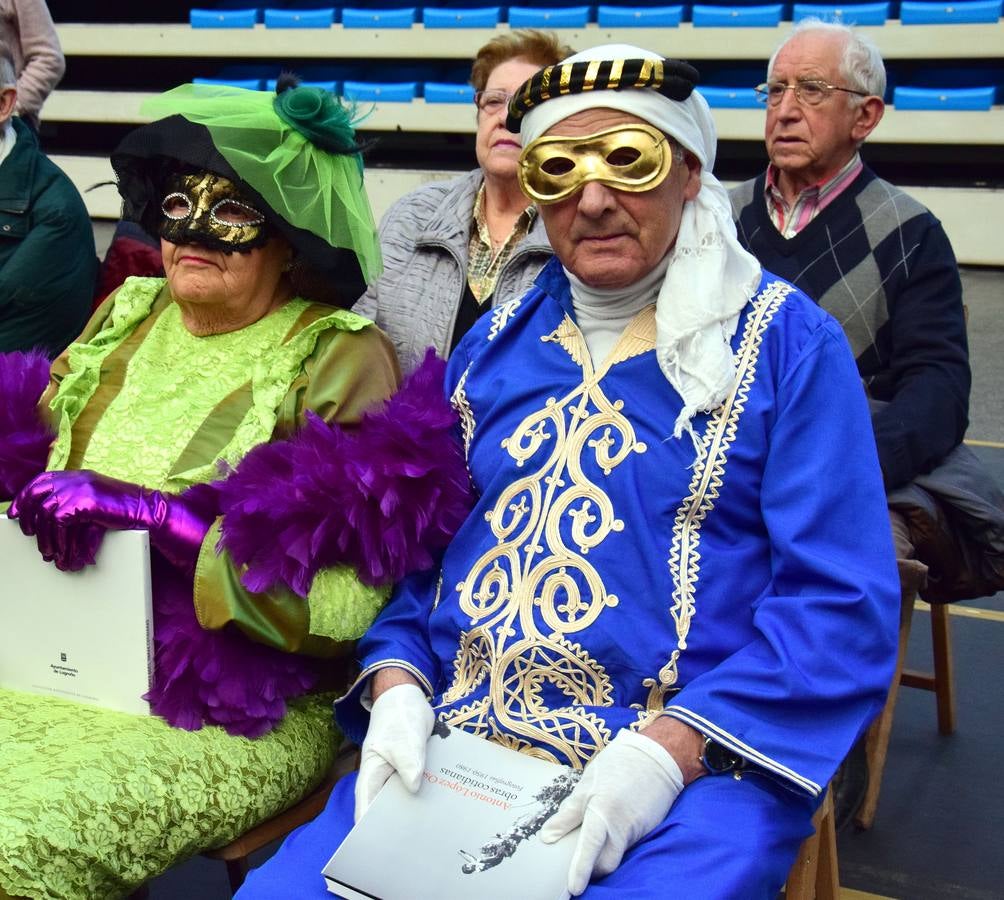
{"left": 632, "top": 279, "right": 795, "bottom": 730}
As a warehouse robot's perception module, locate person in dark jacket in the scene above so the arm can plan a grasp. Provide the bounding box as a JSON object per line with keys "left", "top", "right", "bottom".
{"left": 0, "top": 39, "right": 97, "bottom": 356}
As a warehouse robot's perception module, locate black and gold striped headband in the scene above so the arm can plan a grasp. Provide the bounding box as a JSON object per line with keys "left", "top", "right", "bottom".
{"left": 505, "top": 58, "right": 700, "bottom": 133}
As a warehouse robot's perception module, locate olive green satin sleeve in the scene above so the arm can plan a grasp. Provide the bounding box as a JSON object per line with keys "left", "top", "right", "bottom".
{"left": 193, "top": 520, "right": 390, "bottom": 657}
{"left": 272, "top": 307, "right": 401, "bottom": 438}
{"left": 192, "top": 318, "right": 401, "bottom": 655}
{"left": 42, "top": 283, "right": 134, "bottom": 416}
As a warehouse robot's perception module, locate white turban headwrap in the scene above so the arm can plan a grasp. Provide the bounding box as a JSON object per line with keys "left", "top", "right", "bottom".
{"left": 519, "top": 44, "right": 763, "bottom": 448}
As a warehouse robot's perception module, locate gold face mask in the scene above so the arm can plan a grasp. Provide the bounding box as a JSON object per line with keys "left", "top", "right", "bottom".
{"left": 518, "top": 123, "right": 673, "bottom": 205}
{"left": 159, "top": 171, "right": 269, "bottom": 253}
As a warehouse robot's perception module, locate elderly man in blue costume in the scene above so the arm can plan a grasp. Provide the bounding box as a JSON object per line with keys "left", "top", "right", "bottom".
{"left": 238, "top": 44, "right": 900, "bottom": 898}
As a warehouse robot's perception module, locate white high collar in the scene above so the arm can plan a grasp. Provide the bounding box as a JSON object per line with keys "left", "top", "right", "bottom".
{"left": 565, "top": 254, "right": 669, "bottom": 365}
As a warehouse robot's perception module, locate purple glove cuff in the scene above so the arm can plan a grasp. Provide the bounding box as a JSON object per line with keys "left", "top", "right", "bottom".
{"left": 147, "top": 484, "right": 219, "bottom": 574}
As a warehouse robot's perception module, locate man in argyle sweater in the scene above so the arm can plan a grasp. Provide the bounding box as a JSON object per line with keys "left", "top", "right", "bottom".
{"left": 730, "top": 21, "right": 970, "bottom": 499}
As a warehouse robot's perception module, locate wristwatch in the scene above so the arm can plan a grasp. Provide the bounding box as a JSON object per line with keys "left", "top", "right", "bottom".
{"left": 700, "top": 736, "right": 746, "bottom": 775}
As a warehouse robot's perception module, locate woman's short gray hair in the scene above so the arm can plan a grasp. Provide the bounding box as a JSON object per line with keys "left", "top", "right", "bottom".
{"left": 768, "top": 19, "right": 887, "bottom": 100}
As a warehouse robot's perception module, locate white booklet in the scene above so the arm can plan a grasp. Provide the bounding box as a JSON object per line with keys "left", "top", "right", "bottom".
{"left": 322, "top": 724, "right": 582, "bottom": 900}
{"left": 0, "top": 518, "right": 154, "bottom": 716}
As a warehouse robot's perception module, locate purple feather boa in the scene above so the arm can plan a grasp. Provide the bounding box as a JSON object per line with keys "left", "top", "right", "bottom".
{"left": 144, "top": 556, "right": 319, "bottom": 738}
{"left": 217, "top": 350, "right": 473, "bottom": 596}
{"left": 0, "top": 351, "right": 55, "bottom": 500}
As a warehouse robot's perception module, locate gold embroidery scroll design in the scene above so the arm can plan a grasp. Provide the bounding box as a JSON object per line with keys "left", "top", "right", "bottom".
{"left": 451, "top": 365, "right": 475, "bottom": 457}
{"left": 632, "top": 279, "right": 794, "bottom": 730}
{"left": 432, "top": 570, "right": 445, "bottom": 612}
{"left": 487, "top": 299, "right": 521, "bottom": 342}
{"left": 438, "top": 321, "right": 649, "bottom": 766}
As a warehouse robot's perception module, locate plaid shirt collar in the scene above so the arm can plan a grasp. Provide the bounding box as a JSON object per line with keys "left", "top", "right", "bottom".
{"left": 765, "top": 153, "right": 863, "bottom": 239}
{"left": 467, "top": 183, "right": 536, "bottom": 304}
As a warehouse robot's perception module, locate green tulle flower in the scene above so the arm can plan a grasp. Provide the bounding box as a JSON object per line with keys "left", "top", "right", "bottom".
{"left": 273, "top": 86, "right": 362, "bottom": 160}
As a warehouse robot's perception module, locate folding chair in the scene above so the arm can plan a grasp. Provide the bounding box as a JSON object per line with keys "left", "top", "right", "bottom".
{"left": 855, "top": 559, "right": 955, "bottom": 829}
{"left": 784, "top": 788, "right": 839, "bottom": 900}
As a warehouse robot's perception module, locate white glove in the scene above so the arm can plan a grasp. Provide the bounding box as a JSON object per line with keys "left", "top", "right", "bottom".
{"left": 353, "top": 682, "right": 435, "bottom": 822}
{"left": 540, "top": 728, "right": 685, "bottom": 896}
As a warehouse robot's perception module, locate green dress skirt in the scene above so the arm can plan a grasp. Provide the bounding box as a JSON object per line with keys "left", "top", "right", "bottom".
{"left": 0, "top": 691, "right": 336, "bottom": 899}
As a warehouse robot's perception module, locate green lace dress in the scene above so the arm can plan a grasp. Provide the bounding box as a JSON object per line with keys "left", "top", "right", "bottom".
{"left": 0, "top": 278, "right": 399, "bottom": 900}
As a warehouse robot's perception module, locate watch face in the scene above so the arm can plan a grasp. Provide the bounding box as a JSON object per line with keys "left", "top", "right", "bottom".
{"left": 703, "top": 739, "right": 742, "bottom": 774}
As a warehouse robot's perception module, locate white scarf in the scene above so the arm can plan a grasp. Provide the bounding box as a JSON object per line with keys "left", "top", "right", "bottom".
{"left": 520, "top": 44, "right": 763, "bottom": 449}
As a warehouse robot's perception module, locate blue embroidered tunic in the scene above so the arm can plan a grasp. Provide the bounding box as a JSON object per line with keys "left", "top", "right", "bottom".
{"left": 339, "top": 259, "right": 900, "bottom": 798}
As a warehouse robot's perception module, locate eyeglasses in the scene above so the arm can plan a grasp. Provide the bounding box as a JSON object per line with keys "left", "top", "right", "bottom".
{"left": 754, "top": 80, "right": 869, "bottom": 107}
{"left": 474, "top": 89, "right": 515, "bottom": 115}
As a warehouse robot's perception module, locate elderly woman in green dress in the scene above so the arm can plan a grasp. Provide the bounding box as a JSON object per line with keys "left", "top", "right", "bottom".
{"left": 0, "top": 78, "right": 470, "bottom": 899}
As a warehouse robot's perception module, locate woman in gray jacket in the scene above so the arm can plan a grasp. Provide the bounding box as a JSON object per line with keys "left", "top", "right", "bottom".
{"left": 354, "top": 31, "right": 570, "bottom": 367}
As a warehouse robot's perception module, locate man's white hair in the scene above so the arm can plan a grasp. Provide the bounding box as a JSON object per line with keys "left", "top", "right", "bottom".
{"left": 767, "top": 19, "right": 887, "bottom": 100}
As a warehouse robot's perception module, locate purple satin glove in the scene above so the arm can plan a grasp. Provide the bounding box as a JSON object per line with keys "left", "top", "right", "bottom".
{"left": 8, "top": 470, "right": 214, "bottom": 574}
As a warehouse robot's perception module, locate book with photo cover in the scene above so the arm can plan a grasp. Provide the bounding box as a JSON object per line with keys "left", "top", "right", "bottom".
{"left": 322, "top": 723, "right": 582, "bottom": 900}
{"left": 0, "top": 518, "right": 154, "bottom": 716}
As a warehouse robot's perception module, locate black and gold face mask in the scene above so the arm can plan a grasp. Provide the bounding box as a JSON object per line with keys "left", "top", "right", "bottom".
{"left": 518, "top": 123, "right": 674, "bottom": 205}
{"left": 158, "top": 171, "right": 270, "bottom": 253}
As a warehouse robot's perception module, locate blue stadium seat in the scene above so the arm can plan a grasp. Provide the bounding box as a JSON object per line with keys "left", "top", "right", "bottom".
{"left": 893, "top": 85, "right": 995, "bottom": 109}
{"left": 596, "top": 5, "right": 685, "bottom": 25}
{"left": 699, "top": 86, "right": 763, "bottom": 107}
{"left": 193, "top": 77, "right": 265, "bottom": 89}
{"left": 305, "top": 79, "right": 341, "bottom": 92}
{"left": 903, "top": 61, "right": 1004, "bottom": 82}
{"left": 792, "top": 2, "right": 890, "bottom": 23}
{"left": 691, "top": 4, "right": 785, "bottom": 25}
{"left": 363, "top": 62, "right": 440, "bottom": 82}
{"left": 684, "top": 0, "right": 788, "bottom": 8}
{"left": 264, "top": 7, "right": 335, "bottom": 26}
{"left": 700, "top": 64, "right": 769, "bottom": 87}
{"left": 507, "top": 5, "right": 592, "bottom": 26}
{"left": 899, "top": 0, "right": 1002, "bottom": 23}
{"left": 189, "top": 8, "right": 259, "bottom": 27}
{"left": 422, "top": 6, "right": 503, "bottom": 26}
{"left": 342, "top": 80, "right": 419, "bottom": 101}
{"left": 265, "top": 78, "right": 341, "bottom": 92}
{"left": 341, "top": 7, "right": 417, "bottom": 26}
{"left": 423, "top": 82, "right": 477, "bottom": 102}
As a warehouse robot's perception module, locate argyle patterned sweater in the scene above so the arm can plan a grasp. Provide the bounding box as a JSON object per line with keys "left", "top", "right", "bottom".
{"left": 730, "top": 166, "right": 970, "bottom": 490}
